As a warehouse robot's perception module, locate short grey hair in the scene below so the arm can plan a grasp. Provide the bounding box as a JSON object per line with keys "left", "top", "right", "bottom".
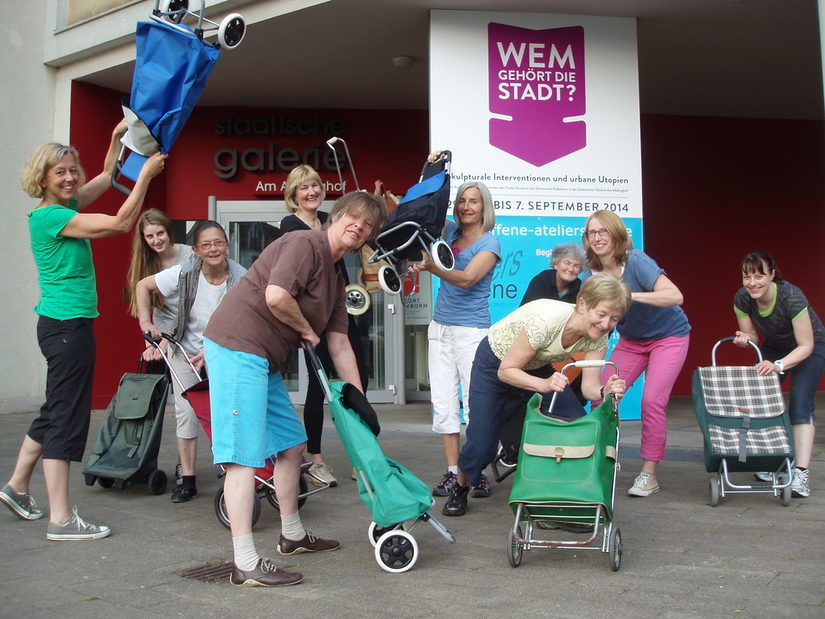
{"left": 550, "top": 243, "right": 586, "bottom": 267}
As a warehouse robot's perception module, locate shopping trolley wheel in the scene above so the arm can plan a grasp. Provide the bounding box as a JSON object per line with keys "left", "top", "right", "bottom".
{"left": 375, "top": 530, "right": 418, "bottom": 573}
{"left": 707, "top": 477, "right": 720, "bottom": 507}
{"left": 214, "top": 485, "right": 261, "bottom": 529}
{"left": 608, "top": 526, "right": 622, "bottom": 571}
{"left": 84, "top": 474, "right": 96, "bottom": 487}
{"left": 265, "top": 475, "right": 309, "bottom": 511}
{"left": 367, "top": 521, "right": 404, "bottom": 548}
{"left": 97, "top": 477, "right": 115, "bottom": 489}
{"left": 508, "top": 526, "right": 523, "bottom": 568}
{"left": 378, "top": 265, "right": 402, "bottom": 295}
{"left": 218, "top": 13, "right": 246, "bottom": 49}
{"left": 778, "top": 473, "right": 792, "bottom": 506}
{"left": 159, "top": 0, "right": 188, "bottom": 23}
{"left": 147, "top": 469, "right": 168, "bottom": 495}
{"left": 345, "top": 284, "right": 371, "bottom": 315}
{"left": 431, "top": 240, "right": 455, "bottom": 271}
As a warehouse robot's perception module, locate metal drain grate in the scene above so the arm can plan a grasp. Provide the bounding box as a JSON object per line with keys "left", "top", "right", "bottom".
{"left": 178, "top": 560, "right": 234, "bottom": 583}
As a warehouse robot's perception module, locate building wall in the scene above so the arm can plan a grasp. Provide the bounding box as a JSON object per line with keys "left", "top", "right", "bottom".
{"left": 642, "top": 114, "right": 825, "bottom": 395}
{"left": 0, "top": 2, "right": 56, "bottom": 413}
{"left": 2, "top": 13, "right": 822, "bottom": 412}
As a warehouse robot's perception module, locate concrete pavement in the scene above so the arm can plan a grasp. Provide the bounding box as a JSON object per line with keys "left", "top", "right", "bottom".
{"left": 1, "top": 395, "right": 823, "bottom": 618}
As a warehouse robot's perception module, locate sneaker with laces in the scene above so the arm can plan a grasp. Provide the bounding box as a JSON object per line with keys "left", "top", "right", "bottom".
{"left": 46, "top": 506, "right": 110, "bottom": 541}
{"left": 441, "top": 483, "right": 470, "bottom": 517}
{"left": 0, "top": 483, "right": 44, "bottom": 520}
{"left": 627, "top": 472, "right": 660, "bottom": 497}
{"left": 790, "top": 467, "right": 810, "bottom": 498}
{"left": 277, "top": 531, "right": 340, "bottom": 555}
{"left": 307, "top": 462, "right": 337, "bottom": 487}
{"left": 470, "top": 473, "right": 492, "bottom": 498}
{"left": 432, "top": 471, "right": 458, "bottom": 497}
{"left": 230, "top": 558, "right": 303, "bottom": 587}
{"left": 753, "top": 471, "right": 773, "bottom": 483}
{"left": 171, "top": 485, "right": 198, "bottom": 503}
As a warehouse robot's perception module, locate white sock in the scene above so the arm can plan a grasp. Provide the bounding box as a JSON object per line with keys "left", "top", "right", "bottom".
{"left": 448, "top": 465, "right": 458, "bottom": 475}
{"left": 232, "top": 533, "right": 260, "bottom": 571}
{"left": 281, "top": 511, "right": 306, "bottom": 541}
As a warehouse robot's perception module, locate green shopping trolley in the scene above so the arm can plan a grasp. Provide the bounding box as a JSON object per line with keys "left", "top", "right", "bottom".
{"left": 507, "top": 360, "right": 623, "bottom": 571}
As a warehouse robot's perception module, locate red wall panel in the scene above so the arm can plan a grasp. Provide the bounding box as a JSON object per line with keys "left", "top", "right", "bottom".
{"left": 69, "top": 83, "right": 825, "bottom": 406}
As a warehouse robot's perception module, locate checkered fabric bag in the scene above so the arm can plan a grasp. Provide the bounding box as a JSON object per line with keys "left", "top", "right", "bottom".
{"left": 707, "top": 425, "right": 791, "bottom": 455}
{"left": 698, "top": 366, "right": 784, "bottom": 418}
{"left": 697, "top": 366, "right": 789, "bottom": 461}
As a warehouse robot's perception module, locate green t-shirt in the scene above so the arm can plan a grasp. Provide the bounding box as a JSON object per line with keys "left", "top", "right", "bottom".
{"left": 29, "top": 199, "right": 98, "bottom": 319}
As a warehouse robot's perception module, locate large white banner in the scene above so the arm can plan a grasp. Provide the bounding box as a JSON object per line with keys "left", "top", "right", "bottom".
{"left": 430, "top": 10, "right": 643, "bottom": 417}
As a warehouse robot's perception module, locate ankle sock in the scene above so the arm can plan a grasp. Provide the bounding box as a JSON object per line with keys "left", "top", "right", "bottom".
{"left": 232, "top": 533, "right": 259, "bottom": 571}
{"left": 280, "top": 511, "right": 306, "bottom": 541}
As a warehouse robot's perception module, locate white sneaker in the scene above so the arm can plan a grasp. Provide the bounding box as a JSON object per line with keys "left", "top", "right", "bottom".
{"left": 753, "top": 471, "right": 773, "bottom": 483}
{"left": 790, "top": 467, "right": 810, "bottom": 498}
{"left": 627, "top": 472, "right": 660, "bottom": 497}
{"left": 307, "top": 462, "right": 337, "bottom": 487}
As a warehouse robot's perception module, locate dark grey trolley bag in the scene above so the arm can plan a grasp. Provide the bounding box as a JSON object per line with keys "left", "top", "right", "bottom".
{"left": 82, "top": 371, "right": 170, "bottom": 494}
{"left": 692, "top": 337, "right": 794, "bottom": 507}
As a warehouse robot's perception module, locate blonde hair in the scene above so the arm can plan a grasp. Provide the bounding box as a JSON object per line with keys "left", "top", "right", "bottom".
{"left": 284, "top": 165, "right": 325, "bottom": 213}
{"left": 582, "top": 210, "right": 633, "bottom": 271}
{"left": 452, "top": 181, "right": 496, "bottom": 233}
{"left": 577, "top": 272, "right": 632, "bottom": 315}
{"left": 124, "top": 209, "right": 176, "bottom": 317}
{"left": 20, "top": 143, "right": 87, "bottom": 200}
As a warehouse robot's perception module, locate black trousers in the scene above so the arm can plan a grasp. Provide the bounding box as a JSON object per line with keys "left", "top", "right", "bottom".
{"left": 28, "top": 317, "right": 96, "bottom": 462}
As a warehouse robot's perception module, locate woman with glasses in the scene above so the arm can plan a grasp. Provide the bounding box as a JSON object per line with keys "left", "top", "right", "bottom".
{"left": 124, "top": 208, "right": 193, "bottom": 373}
{"left": 0, "top": 124, "right": 166, "bottom": 540}
{"left": 137, "top": 221, "right": 246, "bottom": 503}
{"left": 582, "top": 210, "right": 691, "bottom": 498}
{"left": 733, "top": 250, "right": 824, "bottom": 498}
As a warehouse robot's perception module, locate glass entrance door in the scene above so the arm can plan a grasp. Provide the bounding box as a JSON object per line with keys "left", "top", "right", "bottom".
{"left": 214, "top": 199, "right": 404, "bottom": 404}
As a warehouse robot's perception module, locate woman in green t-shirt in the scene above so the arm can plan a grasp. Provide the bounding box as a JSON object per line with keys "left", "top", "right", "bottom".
{"left": 0, "top": 123, "right": 166, "bottom": 541}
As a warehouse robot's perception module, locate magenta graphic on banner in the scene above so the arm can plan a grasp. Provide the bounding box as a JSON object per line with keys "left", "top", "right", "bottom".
{"left": 488, "top": 23, "right": 586, "bottom": 166}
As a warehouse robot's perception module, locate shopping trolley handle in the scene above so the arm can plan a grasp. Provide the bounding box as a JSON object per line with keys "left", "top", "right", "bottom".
{"left": 303, "top": 340, "right": 333, "bottom": 403}
{"left": 711, "top": 336, "right": 762, "bottom": 366}
{"left": 559, "top": 359, "right": 618, "bottom": 374}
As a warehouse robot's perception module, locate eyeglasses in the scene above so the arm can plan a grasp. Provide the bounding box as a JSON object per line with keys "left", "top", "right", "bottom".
{"left": 198, "top": 239, "right": 227, "bottom": 250}
{"left": 587, "top": 228, "right": 609, "bottom": 239}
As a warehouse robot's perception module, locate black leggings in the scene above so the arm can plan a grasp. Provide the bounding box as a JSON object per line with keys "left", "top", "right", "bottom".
{"left": 304, "top": 315, "right": 369, "bottom": 454}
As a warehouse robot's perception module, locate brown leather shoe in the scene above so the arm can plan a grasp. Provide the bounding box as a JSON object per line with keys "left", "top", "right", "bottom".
{"left": 230, "top": 558, "right": 303, "bottom": 587}
{"left": 277, "top": 531, "right": 341, "bottom": 555}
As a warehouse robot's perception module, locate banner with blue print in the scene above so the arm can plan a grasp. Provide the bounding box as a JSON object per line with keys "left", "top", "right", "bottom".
{"left": 430, "top": 10, "right": 644, "bottom": 419}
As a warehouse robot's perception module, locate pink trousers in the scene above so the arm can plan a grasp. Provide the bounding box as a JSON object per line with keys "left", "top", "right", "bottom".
{"left": 605, "top": 334, "right": 690, "bottom": 462}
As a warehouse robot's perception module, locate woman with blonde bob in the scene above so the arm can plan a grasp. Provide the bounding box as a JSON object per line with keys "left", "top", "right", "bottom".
{"left": 124, "top": 208, "right": 193, "bottom": 367}
{"left": 441, "top": 273, "right": 632, "bottom": 517}
{"left": 0, "top": 122, "right": 166, "bottom": 540}
{"left": 279, "top": 165, "right": 369, "bottom": 487}
{"left": 582, "top": 209, "right": 691, "bottom": 498}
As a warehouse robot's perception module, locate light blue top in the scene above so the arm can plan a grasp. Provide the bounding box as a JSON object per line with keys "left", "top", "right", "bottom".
{"left": 583, "top": 249, "right": 690, "bottom": 341}
{"left": 432, "top": 221, "right": 501, "bottom": 328}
